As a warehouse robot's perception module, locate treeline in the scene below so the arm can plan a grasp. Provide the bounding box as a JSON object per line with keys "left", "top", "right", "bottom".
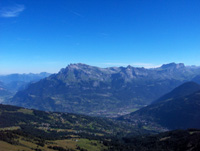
{"left": 0, "top": 130, "right": 19, "bottom": 145}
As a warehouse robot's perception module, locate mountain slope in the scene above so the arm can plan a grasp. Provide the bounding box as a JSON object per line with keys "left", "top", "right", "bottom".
{"left": 9, "top": 63, "right": 200, "bottom": 117}
{"left": 119, "top": 82, "right": 200, "bottom": 129}
{"left": 108, "top": 129, "right": 200, "bottom": 151}
{"left": 154, "top": 81, "right": 200, "bottom": 103}
{"left": 192, "top": 75, "right": 200, "bottom": 84}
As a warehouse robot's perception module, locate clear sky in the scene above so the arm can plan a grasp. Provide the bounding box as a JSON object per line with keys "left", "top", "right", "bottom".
{"left": 0, "top": 0, "right": 200, "bottom": 74}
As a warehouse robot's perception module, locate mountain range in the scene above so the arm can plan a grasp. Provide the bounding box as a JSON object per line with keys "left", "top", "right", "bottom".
{"left": 7, "top": 62, "right": 200, "bottom": 117}
{"left": 0, "top": 72, "right": 51, "bottom": 103}
{"left": 0, "top": 72, "right": 51, "bottom": 92}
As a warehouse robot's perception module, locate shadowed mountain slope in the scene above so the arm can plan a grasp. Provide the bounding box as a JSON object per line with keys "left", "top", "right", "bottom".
{"left": 119, "top": 82, "right": 200, "bottom": 129}
{"left": 154, "top": 81, "right": 200, "bottom": 103}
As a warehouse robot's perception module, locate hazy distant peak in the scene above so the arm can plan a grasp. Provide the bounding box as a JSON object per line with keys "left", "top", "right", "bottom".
{"left": 68, "top": 63, "right": 100, "bottom": 70}
{"left": 187, "top": 65, "right": 200, "bottom": 69}
{"left": 126, "top": 65, "right": 133, "bottom": 69}
{"left": 160, "top": 63, "right": 185, "bottom": 69}
{"left": 59, "top": 63, "right": 89, "bottom": 73}
{"left": 69, "top": 63, "right": 88, "bottom": 67}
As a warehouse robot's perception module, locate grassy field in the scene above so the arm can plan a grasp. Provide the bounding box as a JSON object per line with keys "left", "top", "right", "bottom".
{"left": 0, "top": 132, "right": 107, "bottom": 151}
{"left": 17, "top": 108, "right": 34, "bottom": 115}
{"left": 0, "top": 140, "right": 55, "bottom": 151}
{"left": 77, "top": 139, "right": 107, "bottom": 151}
{"left": 0, "top": 126, "right": 20, "bottom": 131}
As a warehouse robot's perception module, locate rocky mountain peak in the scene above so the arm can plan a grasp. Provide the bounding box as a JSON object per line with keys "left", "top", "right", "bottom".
{"left": 68, "top": 63, "right": 90, "bottom": 69}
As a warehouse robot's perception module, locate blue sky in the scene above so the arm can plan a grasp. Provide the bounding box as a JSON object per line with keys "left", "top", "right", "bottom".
{"left": 0, "top": 0, "right": 200, "bottom": 74}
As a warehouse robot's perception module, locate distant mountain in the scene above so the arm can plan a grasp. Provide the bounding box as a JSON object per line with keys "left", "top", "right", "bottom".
{"left": 0, "top": 72, "right": 51, "bottom": 104}
{"left": 9, "top": 63, "right": 200, "bottom": 117}
{"left": 0, "top": 82, "right": 7, "bottom": 94}
{"left": 0, "top": 82, "right": 12, "bottom": 103}
{"left": 0, "top": 72, "right": 51, "bottom": 83}
{"left": 119, "top": 82, "right": 200, "bottom": 129}
{"left": 0, "top": 72, "right": 51, "bottom": 92}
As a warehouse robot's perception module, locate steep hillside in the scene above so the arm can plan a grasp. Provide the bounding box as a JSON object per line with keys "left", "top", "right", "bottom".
{"left": 154, "top": 81, "right": 200, "bottom": 103}
{"left": 119, "top": 82, "right": 200, "bottom": 129}
{"left": 9, "top": 63, "right": 200, "bottom": 117}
